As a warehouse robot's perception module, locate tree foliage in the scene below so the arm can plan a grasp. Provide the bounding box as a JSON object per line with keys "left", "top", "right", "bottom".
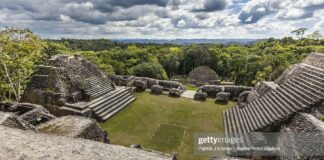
{"left": 0, "top": 28, "right": 46, "bottom": 101}
{"left": 131, "top": 62, "right": 168, "bottom": 80}
{"left": 1, "top": 27, "right": 324, "bottom": 101}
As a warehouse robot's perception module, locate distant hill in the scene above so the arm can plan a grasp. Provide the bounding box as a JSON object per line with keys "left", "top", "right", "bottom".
{"left": 112, "top": 39, "right": 261, "bottom": 45}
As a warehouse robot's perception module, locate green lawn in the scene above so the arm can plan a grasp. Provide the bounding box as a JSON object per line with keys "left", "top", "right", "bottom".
{"left": 100, "top": 92, "right": 235, "bottom": 160}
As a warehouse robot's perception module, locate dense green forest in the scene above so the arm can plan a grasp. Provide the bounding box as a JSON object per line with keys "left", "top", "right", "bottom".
{"left": 1, "top": 28, "right": 324, "bottom": 101}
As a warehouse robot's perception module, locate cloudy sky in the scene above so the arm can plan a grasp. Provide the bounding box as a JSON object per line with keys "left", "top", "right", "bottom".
{"left": 0, "top": 0, "right": 323, "bottom": 39}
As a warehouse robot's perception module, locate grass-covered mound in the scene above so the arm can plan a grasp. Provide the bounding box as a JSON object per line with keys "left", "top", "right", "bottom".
{"left": 100, "top": 92, "right": 235, "bottom": 160}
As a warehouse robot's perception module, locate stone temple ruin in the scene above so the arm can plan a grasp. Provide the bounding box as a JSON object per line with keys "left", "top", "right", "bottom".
{"left": 21, "top": 55, "right": 135, "bottom": 121}
{"left": 223, "top": 53, "right": 324, "bottom": 158}
{"left": 188, "top": 65, "right": 220, "bottom": 86}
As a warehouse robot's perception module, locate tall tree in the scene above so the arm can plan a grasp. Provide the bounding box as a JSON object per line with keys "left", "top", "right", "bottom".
{"left": 0, "top": 28, "right": 46, "bottom": 101}
{"left": 291, "top": 28, "right": 307, "bottom": 40}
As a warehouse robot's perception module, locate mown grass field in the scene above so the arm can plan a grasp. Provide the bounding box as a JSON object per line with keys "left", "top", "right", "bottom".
{"left": 100, "top": 92, "right": 235, "bottom": 160}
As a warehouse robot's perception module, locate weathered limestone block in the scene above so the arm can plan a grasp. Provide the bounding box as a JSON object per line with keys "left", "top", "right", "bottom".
{"left": 246, "top": 82, "right": 277, "bottom": 104}
{"left": 246, "top": 90, "right": 258, "bottom": 104}
{"left": 151, "top": 85, "right": 164, "bottom": 94}
{"left": 111, "top": 75, "right": 135, "bottom": 86}
{"left": 215, "top": 92, "right": 231, "bottom": 104}
{"left": 169, "top": 88, "right": 184, "bottom": 97}
{"left": 133, "top": 80, "right": 147, "bottom": 91}
{"left": 197, "top": 85, "right": 223, "bottom": 97}
{"left": 194, "top": 92, "right": 208, "bottom": 101}
{"left": 37, "top": 116, "right": 109, "bottom": 143}
{"left": 0, "top": 112, "right": 37, "bottom": 131}
{"left": 158, "top": 80, "right": 185, "bottom": 91}
{"left": 141, "top": 77, "right": 159, "bottom": 88}
{"left": 224, "top": 85, "right": 252, "bottom": 101}
{"left": 237, "top": 91, "right": 252, "bottom": 108}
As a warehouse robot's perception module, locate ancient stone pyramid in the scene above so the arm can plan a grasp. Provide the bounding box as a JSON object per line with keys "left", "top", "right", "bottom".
{"left": 223, "top": 52, "right": 324, "bottom": 153}
{"left": 21, "top": 54, "right": 135, "bottom": 121}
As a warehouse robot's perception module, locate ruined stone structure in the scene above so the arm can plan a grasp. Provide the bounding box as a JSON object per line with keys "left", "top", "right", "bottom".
{"left": 151, "top": 85, "right": 164, "bottom": 94}
{"left": 0, "top": 102, "right": 55, "bottom": 131}
{"left": 223, "top": 53, "right": 324, "bottom": 158}
{"left": 188, "top": 66, "right": 220, "bottom": 86}
{"left": 21, "top": 55, "right": 135, "bottom": 121}
{"left": 111, "top": 75, "right": 135, "bottom": 86}
{"left": 194, "top": 92, "right": 208, "bottom": 101}
{"left": 169, "top": 88, "right": 183, "bottom": 97}
{"left": 215, "top": 92, "right": 231, "bottom": 104}
{"left": 197, "top": 85, "right": 252, "bottom": 100}
{"left": 0, "top": 102, "right": 109, "bottom": 143}
{"left": 135, "top": 77, "right": 159, "bottom": 88}
{"left": 37, "top": 116, "right": 109, "bottom": 143}
{"left": 245, "top": 81, "right": 278, "bottom": 104}
{"left": 133, "top": 80, "right": 147, "bottom": 91}
{"left": 112, "top": 76, "right": 186, "bottom": 97}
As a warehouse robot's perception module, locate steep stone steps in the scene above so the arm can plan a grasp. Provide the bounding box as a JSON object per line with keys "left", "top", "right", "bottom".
{"left": 88, "top": 88, "right": 135, "bottom": 121}
{"left": 82, "top": 77, "right": 114, "bottom": 99}
{"left": 277, "top": 87, "right": 307, "bottom": 110}
{"left": 95, "top": 91, "right": 130, "bottom": 115}
{"left": 280, "top": 83, "right": 313, "bottom": 105}
{"left": 241, "top": 107, "right": 253, "bottom": 132}
{"left": 249, "top": 102, "right": 267, "bottom": 128}
{"left": 223, "top": 55, "right": 324, "bottom": 156}
{"left": 287, "top": 79, "right": 322, "bottom": 101}
{"left": 101, "top": 96, "right": 135, "bottom": 121}
{"left": 254, "top": 99, "right": 273, "bottom": 124}
{"left": 87, "top": 89, "right": 125, "bottom": 110}
{"left": 297, "top": 75, "right": 324, "bottom": 92}
{"left": 223, "top": 66, "right": 324, "bottom": 136}
{"left": 262, "top": 94, "right": 285, "bottom": 120}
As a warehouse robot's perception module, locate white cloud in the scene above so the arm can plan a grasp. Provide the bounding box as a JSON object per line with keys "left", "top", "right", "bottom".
{"left": 0, "top": 0, "right": 322, "bottom": 39}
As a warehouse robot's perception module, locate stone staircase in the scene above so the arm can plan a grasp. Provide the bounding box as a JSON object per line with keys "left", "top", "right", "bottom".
{"left": 223, "top": 63, "right": 324, "bottom": 153}
{"left": 81, "top": 77, "right": 114, "bottom": 100}
{"left": 65, "top": 88, "right": 135, "bottom": 121}
{"left": 63, "top": 77, "right": 136, "bottom": 121}
{"left": 87, "top": 88, "right": 135, "bottom": 121}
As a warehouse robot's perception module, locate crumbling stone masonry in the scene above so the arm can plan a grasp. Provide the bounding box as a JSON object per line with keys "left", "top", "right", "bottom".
{"left": 0, "top": 102, "right": 109, "bottom": 143}
{"left": 21, "top": 55, "right": 136, "bottom": 121}
{"left": 215, "top": 92, "right": 231, "bottom": 104}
